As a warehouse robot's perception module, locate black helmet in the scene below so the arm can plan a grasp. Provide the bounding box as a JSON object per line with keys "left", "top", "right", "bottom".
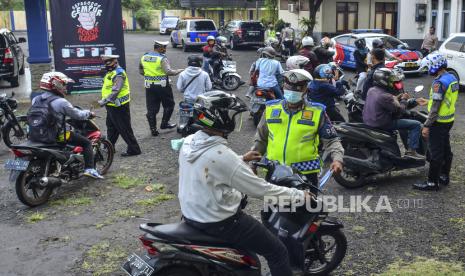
{"left": 188, "top": 55, "right": 202, "bottom": 67}
{"left": 372, "top": 38, "right": 384, "bottom": 49}
{"left": 193, "top": 91, "right": 248, "bottom": 136}
{"left": 354, "top": 38, "right": 366, "bottom": 49}
{"left": 373, "top": 68, "right": 405, "bottom": 94}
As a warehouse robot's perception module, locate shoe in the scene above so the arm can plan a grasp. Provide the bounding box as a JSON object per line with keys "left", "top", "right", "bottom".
{"left": 413, "top": 181, "right": 439, "bottom": 191}
{"left": 83, "top": 168, "right": 104, "bottom": 179}
{"left": 439, "top": 175, "right": 450, "bottom": 186}
{"left": 160, "top": 122, "right": 177, "bottom": 129}
{"left": 151, "top": 128, "right": 159, "bottom": 136}
{"left": 405, "top": 150, "right": 424, "bottom": 159}
{"left": 121, "top": 151, "right": 141, "bottom": 157}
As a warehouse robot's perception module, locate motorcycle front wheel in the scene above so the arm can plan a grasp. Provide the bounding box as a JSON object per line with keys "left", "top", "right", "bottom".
{"left": 304, "top": 229, "right": 347, "bottom": 276}
{"left": 222, "top": 75, "right": 240, "bottom": 91}
{"left": 94, "top": 139, "right": 114, "bottom": 175}
{"left": 15, "top": 161, "right": 53, "bottom": 207}
{"left": 2, "top": 115, "right": 28, "bottom": 148}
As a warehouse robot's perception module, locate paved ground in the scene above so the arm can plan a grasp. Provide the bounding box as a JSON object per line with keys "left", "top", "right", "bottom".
{"left": 0, "top": 33, "right": 464, "bottom": 276}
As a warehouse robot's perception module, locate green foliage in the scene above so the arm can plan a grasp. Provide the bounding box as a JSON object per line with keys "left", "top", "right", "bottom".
{"left": 377, "top": 257, "right": 465, "bottom": 275}
{"left": 50, "top": 196, "right": 93, "bottom": 207}
{"left": 26, "top": 212, "right": 46, "bottom": 223}
{"left": 0, "top": 0, "right": 23, "bottom": 10}
{"left": 113, "top": 174, "right": 146, "bottom": 189}
{"left": 121, "top": 0, "right": 151, "bottom": 11}
{"left": 82, "top": 241, "right": 127, "bottom": 276}
{"left": 151, "top": 0, "right": 181, "bottom": 9}
{"left": 299, "top": 17, "right": 317, "bottom": 36}
{"left": 135, "top": 9, "right": 153, "bottom": 30}
{"left": 136, "top": 193, "right": 175, "bottom": 206}
{"left": 274, "top": 19, "right": 287, "bottom": 33}
{"left": 264, "top": 0, "right": 278, "bottom": 25}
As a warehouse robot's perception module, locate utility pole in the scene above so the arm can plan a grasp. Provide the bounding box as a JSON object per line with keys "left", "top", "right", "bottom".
{"left": 256, "top": 0, "right": 259, "bottom": 20}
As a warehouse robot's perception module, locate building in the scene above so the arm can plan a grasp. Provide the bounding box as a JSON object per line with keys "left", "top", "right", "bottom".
{"left": 279, "top": 0, "right": 465, "bottom": 47}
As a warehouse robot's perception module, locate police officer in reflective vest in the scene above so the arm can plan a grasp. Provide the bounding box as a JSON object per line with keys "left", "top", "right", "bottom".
{"left": 99, "top": 55, "right": 141, "bottom": 157}
{"left": 139, "top": 41, "right": 183, "bottom": 136}
{"left": 249, "top": 69, "right": 344, "bottom": 186}
{"left": 414, "top": 53, "right": 458, "bottom": 191}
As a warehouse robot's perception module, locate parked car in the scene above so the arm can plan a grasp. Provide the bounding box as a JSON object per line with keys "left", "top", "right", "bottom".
{"left": 0, "top": 28, "right": 26, "bottom": 87}
{"left": 333, "top": 31, "right": 423, "bottom": 74}
{"left": 220, "top": 20, "right": 265, "bottom": 50}
{"left": 159, "top": 16, "right": 179, "bottom": 35}
{"left": 170, "top": 18, "right": 218, "bottom": 52}
{"left": 438, "top": 32, "right": 465, "bottom": 88}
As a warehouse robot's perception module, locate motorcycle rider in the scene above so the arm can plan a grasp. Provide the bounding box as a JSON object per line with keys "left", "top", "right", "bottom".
{"left": 367, "top": 38, "right": 402, "bottom": 67}
{"left": 252, "top": 69, "right": 344, "bottom": 187}
{"left": 414, "top": 53, "right": 459, "bottom": 191}
{"left": 281, "top": 23, "right": 295, "bottom": 55}
{"left": 362, "top": 48, "right": 385, "bottom": 100}
{"left": 314, "top": 35, "right": 335, "bottom": 64}
{"left": 298, "top": 36, "right": 320, "bottom": 75}
{"left": 179, "top": 91, "right": 308, "bottom": 276}
{"left": 253, "top": 47, "right": 285, "bottom": 99}
{"left": 202, "top": 36, "right": 216, "bottom": 74}
{"left": 285, "top": 55, "right": 310, "bottom": 70}
{"left": 210, "top": 36, "right": 229, "bottom": 82}
{"left": 176, "top": 55, "right": 212, "bottom": 102}
{"left": 31, "top": 72, "right": 103, "bottom": 179}
{"left": 353, "top": 38, "right": 369, "bottom": 93}
{"left": 362, "top": 68, "right": 425, "bottom": 159}
{"left": 308, "top": 64, "right": 348, "bottom": 122}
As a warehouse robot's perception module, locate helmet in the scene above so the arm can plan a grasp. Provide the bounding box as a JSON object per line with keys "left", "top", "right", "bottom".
{"left": 314, "top": 64, "right": 334, "bottom": 79}
{"left": 266, "top": 37, "right": 279, "bottom": 47}
{"left": 301, "top": 36, "right": 315, "bottom": 47}
{"left": 420, "top": 52, "right": 448, "bottom": 75}
{"left": 320, "top": 37, "right": 333, "bottom": 48}
{"left": 373, "top": 68, "right": 405, "bottom": 93}
{"left": 261, "top": 46, "right": 277, "bottom": 58}
{"left": 39, "top": 72, "right": 75, "bottom": 97}
{"left": 193, "top": 91, "right": 248, "bottom": 136}
{"left": 216, "top": 36, "right": 227, "bottom": 45}
{"left": 154, "top": 40, "right": 169, "bottom": 48}
{"left": 286, "top": 55, "right": 310, "bottom": 70}
{"left": 207, "top": 35, "right": 216, "bottom": 42}
{"left": 372, "top": 38, "right": 384, "bottom": 49}
{"left": 283, "top": 69, "right": 313, "bottom": 90}
{"left": 275, "top": 32, "right": 281, "bottom": 38}
{"left": 188, "top": 55, "right": 203, "bottom": 67}
{"left": 354, "top": 38, "right": 366, "bottom": 49}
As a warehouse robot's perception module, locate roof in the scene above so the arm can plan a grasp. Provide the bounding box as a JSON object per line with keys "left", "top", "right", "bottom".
{"left": 180, "top": 0, "right": 264, "bottom": 8}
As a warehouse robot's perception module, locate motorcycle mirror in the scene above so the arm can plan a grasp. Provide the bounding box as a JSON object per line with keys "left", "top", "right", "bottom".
{"left": 414, "top": 85, "right": 424, "bottom": 93}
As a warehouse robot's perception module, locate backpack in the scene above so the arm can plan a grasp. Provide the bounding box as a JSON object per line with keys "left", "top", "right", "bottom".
{"left": 27, "top": 96, "right": 61, "bottom": 144}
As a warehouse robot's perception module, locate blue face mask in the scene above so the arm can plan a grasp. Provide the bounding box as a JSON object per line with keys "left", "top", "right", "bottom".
{"left": 283, "top": 89, "right": 304, "bottom": 104}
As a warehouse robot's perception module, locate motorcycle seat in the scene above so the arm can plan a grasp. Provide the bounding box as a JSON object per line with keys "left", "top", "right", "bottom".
{"left": 140, "top": 222, "right": 232, "bottom": 245}
{"left": 344, "top": 123, "right": 396, "bottom": 136}
{"left": 11, "top": 141, "right": 63, "bottom": 149}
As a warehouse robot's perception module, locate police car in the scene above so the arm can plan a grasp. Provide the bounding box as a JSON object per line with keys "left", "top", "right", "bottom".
{"left": 170, "top": 18, "right": 218, "bottom": 52}
{"left": 333, "top": 29, "right": 424, "bottom": 74}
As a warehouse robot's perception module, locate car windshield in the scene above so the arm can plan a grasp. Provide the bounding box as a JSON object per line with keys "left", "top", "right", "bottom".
{"left": 190, "top": 21, "right": 216, "bottom": 31}
{"left": 365, "top": 36, "right": 404, "bottom": 49}
{"left": 162, "top": 18, "right": 178, "bottom": 26}
{"left": 241, "top": 22, "right": 263, "bottom": 30}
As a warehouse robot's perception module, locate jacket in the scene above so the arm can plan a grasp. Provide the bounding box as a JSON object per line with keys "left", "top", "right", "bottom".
{"left": 362, "top": 86, "right": 406, "bottom": 129}
{"left": 308, "top": 80, "right": 345, "bottom": 108}
{"left": 298, "top": 47, "right": 320, "bottom": 74}
{"left": 362, "top": 62, "right": 385, "bottom": 100}
{"left": 176, "top": 66, "right": 212, "bottom": 101}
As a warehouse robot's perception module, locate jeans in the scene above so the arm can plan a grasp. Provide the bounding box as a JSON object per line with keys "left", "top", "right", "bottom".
{"left": 355, "top": 72, "right": 367, "bottom": 92}
{"left": 202, "top": 58, "right": 211, "bottom": 74}
{"left": 67, "top": 132, "right": 94, "bottom": 169}
{"left": 185, "top": 211, "right": 292, "bottom": 276}
{"left": 428, "top": 122, "right": 453, "bottom": 183}
{"left": 389, "top": 119, "right": 421, "bottom": 150}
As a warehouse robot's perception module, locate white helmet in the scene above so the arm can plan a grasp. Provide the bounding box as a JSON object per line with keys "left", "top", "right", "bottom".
{"left": 301, "top": 36, "right": 314, "bottom": 47}
{"left": 283, "top": 69, "right": 313, "bottom": 85}
{"left": 39, "top": 72, "right": 75, "bottom": 97}
{"left": 286, "top": 55, "right": 310, "bottom": 70}
{"left": 207, "top": 35, "right": 216, "bottom": 42}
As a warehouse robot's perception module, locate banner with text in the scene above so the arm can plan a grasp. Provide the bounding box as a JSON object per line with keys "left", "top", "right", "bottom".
{"left": 50, "top": 0, "right": 126, "bottom": 93}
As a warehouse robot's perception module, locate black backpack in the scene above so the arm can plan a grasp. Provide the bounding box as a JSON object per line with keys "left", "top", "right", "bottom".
{"left": 27, "top": 96, "right": 61, "bottom": 144}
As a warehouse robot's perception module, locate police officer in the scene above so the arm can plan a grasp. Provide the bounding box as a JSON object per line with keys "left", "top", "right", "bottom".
{"left": 99, "top": 55, "right": 141, "bottom": 157}
{"left": 414, "top": 53, "right": 459, "bottom": 191}
{"left": 249, "top": 69, "right": 344, "bottom": 187}
{"left": 139, "top": 41, "right": 183, "bottom": 136}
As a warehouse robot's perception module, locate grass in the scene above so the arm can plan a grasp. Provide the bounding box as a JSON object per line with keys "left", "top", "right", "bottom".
{"left": 352, "top": 225, "right": 366, "bottom": 234}
{"left": 26, "top": 212, "right": 46, "bottom": 223}
{"left": 95, "top": 209, "right": 144, "bottom": 230}
{"left": 113, "top": 174, "right": 146, "bottom": 189}
{"left": 81, "top": 241, "right": 127, "bottom": 276}
{"left": 136, "top": 193, "right": 175, "bottom": 206}
{"left": 50, "top": 196, "right": 93, "bottom": 207}
{"left": 449, "top": 217, "right": 465, "bottom": 230}
{"left": 377, "top": 257, "right": 465, "bottom": 275}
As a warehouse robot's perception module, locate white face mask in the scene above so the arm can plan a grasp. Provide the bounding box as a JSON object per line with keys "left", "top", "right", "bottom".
{"left": 283, "top": 89, "right": 304, "bottom": 104}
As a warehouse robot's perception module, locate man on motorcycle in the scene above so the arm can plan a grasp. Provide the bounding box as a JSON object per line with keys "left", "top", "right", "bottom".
{"left": 298, "top": 36, "right": 320, "bottom": 75}
{"left": 202, "top": 36, "right": 216, "bottom": 74}
{"left": 281, "top": 23, "right": 295, "bottom": 55}
{"left": 353, "top": 38, "right": 369, "bottom": 93}
{"left": 178, "top": 91, "right": 308, "bottom": 276}
{"left": 414, "top": 53, "right": 458, "bottom": 191}
{"left": 252, "top": 69, "right": 344, "bottom": 187}
{"left": 362, "top": 68, "right": 424, "bottom": 159}
{"left": 366, "top": 38, "right": 402, "bottom": 67}
{"left": 210, "top": 36, "right": 229, "bottom": 82}
{"left": 176, "top": 55, "right": 212, "bottom": 102}
{"left": 362, "top": 48, "right": 385, "bottom": 100}
{"left": 253, "top": 47, "right": 285, "bottom": 99}
{"left": 285, "top": 55, "right": 310, "bottom": 70}
{"left": 31, "top": 72, "right": 103, "bottom": 179}
{"left": 308, "top": 64, "right": 348, "bottom": 122}
{"left": 314, "top": 35, "right": 335, "bottom": 64}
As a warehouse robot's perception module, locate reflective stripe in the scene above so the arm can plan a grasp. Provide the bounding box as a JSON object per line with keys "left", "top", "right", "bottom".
{"left": 118, "top": 94, "right": 130, "bottom": 103}
{"left": 438, "top": 113, "right": 454, "bottom": 120}
{"left": 291, "top": 159, "right": 321, "bottom": 173}
{"left": 144, "top": 76, "right": 167, "bottom": 81}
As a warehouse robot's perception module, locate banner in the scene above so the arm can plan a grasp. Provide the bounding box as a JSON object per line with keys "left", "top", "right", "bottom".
{"left": 50, "top": 0, "right": 126, "bottom": 93}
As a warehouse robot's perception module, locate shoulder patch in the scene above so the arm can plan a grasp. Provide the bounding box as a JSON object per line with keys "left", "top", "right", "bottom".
{"left": 266, "top": 99, "right": 282, "bottom": 106}
{"left": 308, "top": 101, "right": 326, "bottom": 110}
{"left": 115, "top": 67, "right": 125, "bottom": 76}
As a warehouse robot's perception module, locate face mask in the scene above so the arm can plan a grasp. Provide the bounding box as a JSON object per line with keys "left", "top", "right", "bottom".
{"left": 283, "top": 89, "right": 304, "bottom": 104}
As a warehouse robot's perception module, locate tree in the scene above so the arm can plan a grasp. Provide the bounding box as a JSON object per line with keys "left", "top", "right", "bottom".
{"left": 264, "top": 0, "right": 278, "bottom": 25}
{"left": 152, "top": 0, "right": 180, "bottom": 9}
{"left": 304, "top": 0, "right": 323, "bottom": 37}
{"left": 121, "top": 0, "right": 151, "bottom": 12}
{"left": 0, "top": 0, "right": 24, "bottom": 10}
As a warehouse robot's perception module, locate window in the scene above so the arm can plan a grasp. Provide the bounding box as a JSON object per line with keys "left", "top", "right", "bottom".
{"left": 443, "top": 0, "right": 451, "bottom": 39}
{"left": 280, "top": 0, "right": 289, "bottom": 10}
{"left": 190, "top": 20, "right": 216, "bottom": 31}
{"left": 431, "top": 0, "right": 438, "bottom": 30}
{"left": 336, "top": 2, "right": 358, "bottom": 33}
{"left": 241, "top": 22, "right": 264, "bottom": 31}
{"left": 444, "top": 36, "right": 465, "bottom": 52}
{"left": 335, "top": 36, "right": 350, "bottom": 45}
{"left": 375, "top": 2, "right": 398, "bottom": 36}
{"left": 0, "top": 35, "right": 6, "bottom": 48}
{"left": 347, "top": 37, "right": 356, "bottom": 47}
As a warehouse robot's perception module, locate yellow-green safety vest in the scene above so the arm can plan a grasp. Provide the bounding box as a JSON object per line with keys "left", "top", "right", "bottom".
{"left": 428, "top": 73, "right": 459, "bottom": 123}
{"left": 265, "top": 100, "right": 324, "bottom": 174}
{"left": 140, "top": 52, "right": 167, "bottom": 85}
{"left": 101, "top": 67, "right": 130, "bottom": 107}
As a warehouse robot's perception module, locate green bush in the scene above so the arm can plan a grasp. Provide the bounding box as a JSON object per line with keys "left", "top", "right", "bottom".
{"left": 135, "top": 10, "right": 153, "bottom": 30}
{"left": 274, "top": 19, "right": 287, "bottom": 33}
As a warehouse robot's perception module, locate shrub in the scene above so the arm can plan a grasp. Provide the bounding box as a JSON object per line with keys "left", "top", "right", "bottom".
{"left": 135, "top": 10, "right": 153, "bottom": 30}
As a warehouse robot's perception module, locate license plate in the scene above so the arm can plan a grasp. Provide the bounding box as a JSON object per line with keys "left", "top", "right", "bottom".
{"left": 248, "top": 32, "right": 259, "bottom": 36}
{"left": 180, "top": 110, "right": 193, "bottom": 117}
{"left": 251, "top": 97, "right": 266, "bottom": 104}
{"left": 4, "top": 159, "right": 29, "bottom": 171}
{"left": 404, "top": 62, "right": 417, "bottom": 68}
{"left": 122, "top": 253, "right": 154, "bottom": 276}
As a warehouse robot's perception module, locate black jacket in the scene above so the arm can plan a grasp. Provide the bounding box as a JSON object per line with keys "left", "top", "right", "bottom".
{"left": 354, "top": 48, "right": 369, "bottom": 74}
{"left": 362, "top": 62, "right": 385, "bottom": 100}
{"left": 314, "top": 46, "right": 335, "bottom": 64}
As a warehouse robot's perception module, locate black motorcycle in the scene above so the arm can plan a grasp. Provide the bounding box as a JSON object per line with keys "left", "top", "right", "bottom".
{"left": 122, "top": 161, "right": 347, "bottom": 276}
{"left": 334, "top": 86, "right": 428, "bottom": 188}
{"left": 5, "top": 114, "right": 114, "bottom": 207}
{"left": 0, "top": 92, "right": 28, "bottom": 148}
{"left": 177, "top": 100, "right": 195, "bottom": 137}
{"left": 250, "top": 87, "right": 276, "bottom": 127}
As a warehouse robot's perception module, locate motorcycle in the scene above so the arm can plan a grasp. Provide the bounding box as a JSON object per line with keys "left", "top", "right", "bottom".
{"left": 122, "top": 161, "right": 347, "bottom": 276}
{"left": 334, "top": 86, "right": 428, "bottom": 189}
{"left": 0, "top": 92, "right": 28, "bottom": 148}
{"left": 250, "top": 87, "right": 276, "bottom": 127}
{"left": 176, "top": 100, "right": 195, "bottom": 137}
{"left": 5, "top": 112, "right": 114, "bottom": 207}
{"left": 211, "top": 55, "right": 242, "bottom": 91}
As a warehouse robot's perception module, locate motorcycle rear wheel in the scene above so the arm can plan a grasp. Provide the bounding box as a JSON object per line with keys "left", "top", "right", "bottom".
{"left": 2, "top": 115, "right": 28, "bottom": 148}
{"left": 333, "top": 169, "right": 366, "bottom": 189}
{"left": 94, "top": 139, "right": 114, "bottom": 175}
{"left": 304, "top": 229, "right": 347, "bottom": 276}
{"left": 222, "top": 75, "right": 240, "bottom": 91}
{"left": 15, "top": 162, "right": 53, "bottom": 207}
